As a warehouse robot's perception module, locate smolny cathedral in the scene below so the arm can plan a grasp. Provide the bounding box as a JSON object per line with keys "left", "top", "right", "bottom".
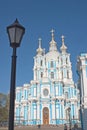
{"left": 15, "top": 30, "right": 85, "bottom": 126}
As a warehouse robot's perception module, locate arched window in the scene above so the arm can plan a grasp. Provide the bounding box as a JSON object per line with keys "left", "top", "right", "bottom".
{"left": 58, "top": 57, "right": 59, "bottom": 63}
{"left": 41, "top": 72, "right": 43, "bottom": 78}
{"left": 78, "top": 109, "right": 80, "bottom": 121}
{"left": 61, "top": 58, "right": 63, "bottom": 65}
{"left": 65, "top": 92, "right": 68, "bottom": 99}
{"left": 66, "top": 58, "right": 68, "bottom": 64}
{"left": 51, "top": 72, "right": 54, "bottom": 79}
{"left": 41, "top": 60, "right": 43, "bottom": 66}
{"left": 67, "top": 71, "right": 69, "bottom": 79}
{"left": 66, "top": 109, "right": 68, "bottom": 119}
{"left": 50, "top": 61, "right": 53, "bottom": 68}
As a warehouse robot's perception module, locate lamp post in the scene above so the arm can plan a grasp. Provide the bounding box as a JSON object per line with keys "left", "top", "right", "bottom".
{"left": 7, "top": 19, "right": 25, "bottom": 130}
{"left": 68, "top": 107, "right": 71, "bottom": 130}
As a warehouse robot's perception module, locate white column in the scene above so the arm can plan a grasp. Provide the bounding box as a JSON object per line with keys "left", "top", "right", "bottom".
{"left": 52, "top": 103, "right": 55, "bottom": 119}
{"left": 37, "top": 102, "right": 40, "bottom": 120}
{"left": 60, "top": 104, "right": 61, "bottom": 119}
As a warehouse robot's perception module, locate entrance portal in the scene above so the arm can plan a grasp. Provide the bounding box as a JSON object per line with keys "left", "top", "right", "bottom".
{"left": 43, "top": 107, "right": 49, "bottom": 125}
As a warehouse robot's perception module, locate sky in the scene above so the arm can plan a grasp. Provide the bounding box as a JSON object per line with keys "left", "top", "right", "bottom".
{"left": 0, "top": 0, "right": 87, "bottom": 94}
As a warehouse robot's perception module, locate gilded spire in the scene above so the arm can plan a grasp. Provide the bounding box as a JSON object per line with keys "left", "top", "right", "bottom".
{"left": 36, "top": 38, "right": 43, "bottom": 55}
{"left": 60, "top": 35, "right": 67, "bottom": 53}
{"left": 61, "top": 35, "right": 65, "bottom": 44}
{"left": 51, "top": 29, "right": 55, "bottom": 41}
{"left": 49, "top": 29, "right": 58, "bottom": 51}
{"left": 38, "top": 38, "right": 41, "bottom": 48}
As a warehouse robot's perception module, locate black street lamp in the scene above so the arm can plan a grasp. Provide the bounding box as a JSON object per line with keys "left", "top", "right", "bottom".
{"left": 68, "top": 107, "right": 71, "bottom": 130}
{"left": 7, "top": 19, "right": 25, "bottom": 130}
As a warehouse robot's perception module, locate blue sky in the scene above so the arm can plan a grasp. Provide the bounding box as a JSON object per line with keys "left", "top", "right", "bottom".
{"left": 0, "top": 0, "right": 87, "bottom": 94}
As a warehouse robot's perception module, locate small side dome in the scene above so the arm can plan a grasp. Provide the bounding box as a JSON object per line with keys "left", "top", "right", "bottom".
{"left": 60, "top": 35, "right": 67, "bottom": 54}
{"left": 36, "top": 38, "right": 43, "bottom": 55}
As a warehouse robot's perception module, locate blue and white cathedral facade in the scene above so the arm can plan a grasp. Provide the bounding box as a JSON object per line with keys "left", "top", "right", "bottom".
{"left": 15, "top": 30, "right": 80, "bottom": 125}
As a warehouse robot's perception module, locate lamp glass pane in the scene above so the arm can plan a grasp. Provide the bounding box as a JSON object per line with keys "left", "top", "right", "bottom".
{"left": 8, "top": 28, "right": 15, "bottom": 43}
{"left": 15, "top": 27, "right": 23, "bottom": 44}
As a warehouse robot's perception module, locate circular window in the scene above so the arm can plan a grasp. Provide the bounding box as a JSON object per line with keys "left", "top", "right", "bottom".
{"left": 43, "top": 89, "right": 49, "bottom": 96}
